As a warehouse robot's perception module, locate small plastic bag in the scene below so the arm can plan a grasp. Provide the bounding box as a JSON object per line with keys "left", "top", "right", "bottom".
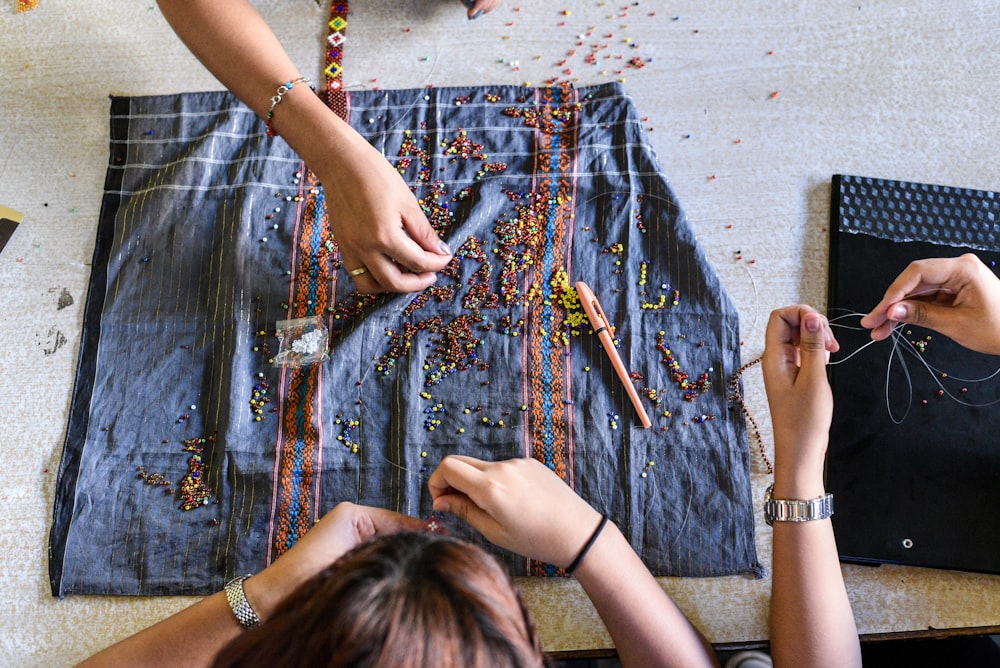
{"left": 273, "top": 316, "right": 329, "bottom": 367}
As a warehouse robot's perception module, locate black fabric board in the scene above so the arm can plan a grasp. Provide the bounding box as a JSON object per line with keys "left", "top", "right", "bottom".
{"left": 827, "top": 174, "right": 1000, "bottom": 574}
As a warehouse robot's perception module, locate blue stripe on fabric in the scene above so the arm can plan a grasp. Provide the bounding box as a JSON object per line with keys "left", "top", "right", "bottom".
{"left": 283, "top": 182, "right": 329, "bottom": 551}
{"left": 538, "top": 89, "right": 566, "bottom": 473}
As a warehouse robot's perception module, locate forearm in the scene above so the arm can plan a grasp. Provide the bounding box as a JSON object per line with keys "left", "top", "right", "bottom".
{"left": 78, "top": 592, "right": 241, "bottom": 667}
{"left": 79, "top": 561, "right": 307, "bottom": 667}
{"left": 573, "top": 522, "right": 718, "bottom": 668}
{"left": 770, "top": 521, "right": 860, "bottom": 668}
{"left": 157, "top": 0, "right": 303, "bottom": 116}
{"left": 769, "top": 460, "right": 861, "bottom": 668}
{"left": 155, "top": 0, "right": 359, "bottom": 173}
{"left": 157, "top": 0, "right": 454, "bottom": 295}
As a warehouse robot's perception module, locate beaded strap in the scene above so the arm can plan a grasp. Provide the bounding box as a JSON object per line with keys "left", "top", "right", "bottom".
{"left": 265, "top": 77, "right": 314, "bottom": 137}
{"left": 730, "top": 357, "right": 774, "bottom": 474}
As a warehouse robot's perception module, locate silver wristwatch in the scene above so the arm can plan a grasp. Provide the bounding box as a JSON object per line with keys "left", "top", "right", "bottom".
{"left": 763, "top": 484, "right": 834, "bottom": 526}
{"left": 224, "top": 574, "right": 262, "bottom": 629}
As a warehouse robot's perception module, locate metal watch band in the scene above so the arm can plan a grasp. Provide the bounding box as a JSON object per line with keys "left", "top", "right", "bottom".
{"left": 224, "top": 574, "right": 262, "bottom": 629}
{"left": 763, "top": 484, "right": 834, "bottom": 526}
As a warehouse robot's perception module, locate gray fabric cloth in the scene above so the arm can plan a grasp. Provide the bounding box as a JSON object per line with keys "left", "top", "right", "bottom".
{"left": 50, "top": 83, "right": 762, "bottom": 596}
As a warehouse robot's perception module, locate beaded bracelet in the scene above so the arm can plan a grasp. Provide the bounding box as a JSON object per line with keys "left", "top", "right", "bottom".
{"left": 566, "top": 514, "right": 609, "bottom": 574}
{"left": 265, "top": 77, "right": 314, "bottom": 137}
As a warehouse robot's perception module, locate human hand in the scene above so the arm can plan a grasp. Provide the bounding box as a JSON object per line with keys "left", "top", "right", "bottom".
{"left": 247, "top": 503, "right": 422, "bottom": 617}
{"left": 761, "top": 305, "right": 840, "bottom": 496}
{"left": 427, "top": 455, "right": 603, "bottom": 568}
{"left": 464, "top": 0, "right": 502, "bottom": 20}
{"left": 318, "top": 132, "right": 453, "bottom": 294}
{"left": 859, "top": 254, "right": 1000, "bottom": 355}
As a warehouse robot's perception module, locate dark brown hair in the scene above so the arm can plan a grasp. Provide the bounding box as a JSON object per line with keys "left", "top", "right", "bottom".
{"left": 214, "top": 532, "right": 548, "bottom": 668}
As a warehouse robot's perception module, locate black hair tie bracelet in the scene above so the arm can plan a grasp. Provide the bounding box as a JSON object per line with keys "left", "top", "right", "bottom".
{"left": 566, "top": 515, "right": 609, "bottom": 574}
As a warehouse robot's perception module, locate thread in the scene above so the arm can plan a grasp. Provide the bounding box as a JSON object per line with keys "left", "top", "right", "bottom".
{"left": 829, "top": 310, "right": 1000, "bottom": 424}
{"left": 731, "top": 304, "right": 1000, "bottom": 474}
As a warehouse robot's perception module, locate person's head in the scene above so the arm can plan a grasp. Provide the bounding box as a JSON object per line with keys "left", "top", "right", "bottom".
{"left": 214, "top": 532, "right": 548, "bottom": 668}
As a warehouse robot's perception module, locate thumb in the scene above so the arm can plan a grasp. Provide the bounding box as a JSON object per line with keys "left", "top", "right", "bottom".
{"left": 798, "top": 312, "right": 831, "bottom": 373}
{"left": 888, "top": 300, "right": 945, "bottom": 332}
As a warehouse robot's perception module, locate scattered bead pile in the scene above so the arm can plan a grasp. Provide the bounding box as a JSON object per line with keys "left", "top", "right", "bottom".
{"left": 179, "top": 435, "right": 216, "bottom": 511}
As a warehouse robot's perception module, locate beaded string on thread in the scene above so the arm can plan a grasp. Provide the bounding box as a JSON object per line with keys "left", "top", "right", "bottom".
{"left": 730, "top": 356, "right": 773, "bottom": 474}
{"left": 730, "top": 310, "right": 1000, "bottom": 477}
{"left": 266, "top": 77, "right": 314, "bottom": 137}
{"left": 828, "top": 311, "right": 1000, "bottom": 423}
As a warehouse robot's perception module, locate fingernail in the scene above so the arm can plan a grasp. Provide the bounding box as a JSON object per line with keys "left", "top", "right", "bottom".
{"left": 890, "top": 304, "right": 908, "bottom": 320}
{"left": 804, "top": 314, "right": 821, "bottom": 332}
{"left": 438, "top": 240, "right": 453, "bottom": 255}
{"left": 469, "top": 10, "right": 483, "bottom": 20}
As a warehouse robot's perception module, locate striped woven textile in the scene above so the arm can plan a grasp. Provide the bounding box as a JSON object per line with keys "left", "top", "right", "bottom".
{"left": 50, "top": 83, "right": 761, "bottom": 595}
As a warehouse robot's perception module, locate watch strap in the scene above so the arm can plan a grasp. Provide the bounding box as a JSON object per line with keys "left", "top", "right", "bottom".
{"left": 224, "top": 574, "right": 262, "bottom": 629}
{"left": 763, "top": 484, "right": 834, "bottom": 526}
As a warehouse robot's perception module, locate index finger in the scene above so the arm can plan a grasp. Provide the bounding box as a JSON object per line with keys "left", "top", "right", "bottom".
{"left": 427, "top": 455, "right": 488, "bottom": 500}
{"left": 466, "top": 0, "right": 502, "bottom": 18}
{"left": 860, "top": 259, "right": 952, "bottom": 329}
{"left": 763, "top": 305, "right": 807, "bottom": 368}
{"left": 762, "top": 304, "right": 838, "bottom": 381}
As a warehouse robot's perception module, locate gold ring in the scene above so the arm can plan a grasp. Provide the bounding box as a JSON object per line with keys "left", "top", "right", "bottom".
{"left": 348, "top": 265, "right": 368, "bottom": 277}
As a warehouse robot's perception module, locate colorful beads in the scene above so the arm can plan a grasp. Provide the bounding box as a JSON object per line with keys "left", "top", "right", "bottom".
{"left": 179, "top": 435, "right": 216, "bottom": 511}
{"left": 656, "top": 331, "right": 712, "bottom": 401}
{"left": 729, "top": 357, "right": 773, "bottom": 474}
{"left": 423, "top": 403, "right": 445, "bottom": 431}
{"left": 638, "top": 260, "right": 649, "bottom": 286}
{"left": 503, "top": 100, "right": 583, "bottom": 134}
{"left": 136, "top": 434, "right": 217, "bottom": 512}
{"left": 335, "top": 417, "right": 360, "bottom": 454}
{"left": 250, "top": 380, "right": 270, "bottom": 420}
{"left": 136, "top": 466, "right": 172, "bottom": 493}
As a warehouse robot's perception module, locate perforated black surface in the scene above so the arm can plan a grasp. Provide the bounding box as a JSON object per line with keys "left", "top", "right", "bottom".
{"left": 835, "top": 174, "right": 1000, "bottom": 250}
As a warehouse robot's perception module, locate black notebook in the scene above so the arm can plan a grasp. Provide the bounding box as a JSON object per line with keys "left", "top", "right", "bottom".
{"left": 827, "top": 174, "right": 1000, "bottom": 574}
